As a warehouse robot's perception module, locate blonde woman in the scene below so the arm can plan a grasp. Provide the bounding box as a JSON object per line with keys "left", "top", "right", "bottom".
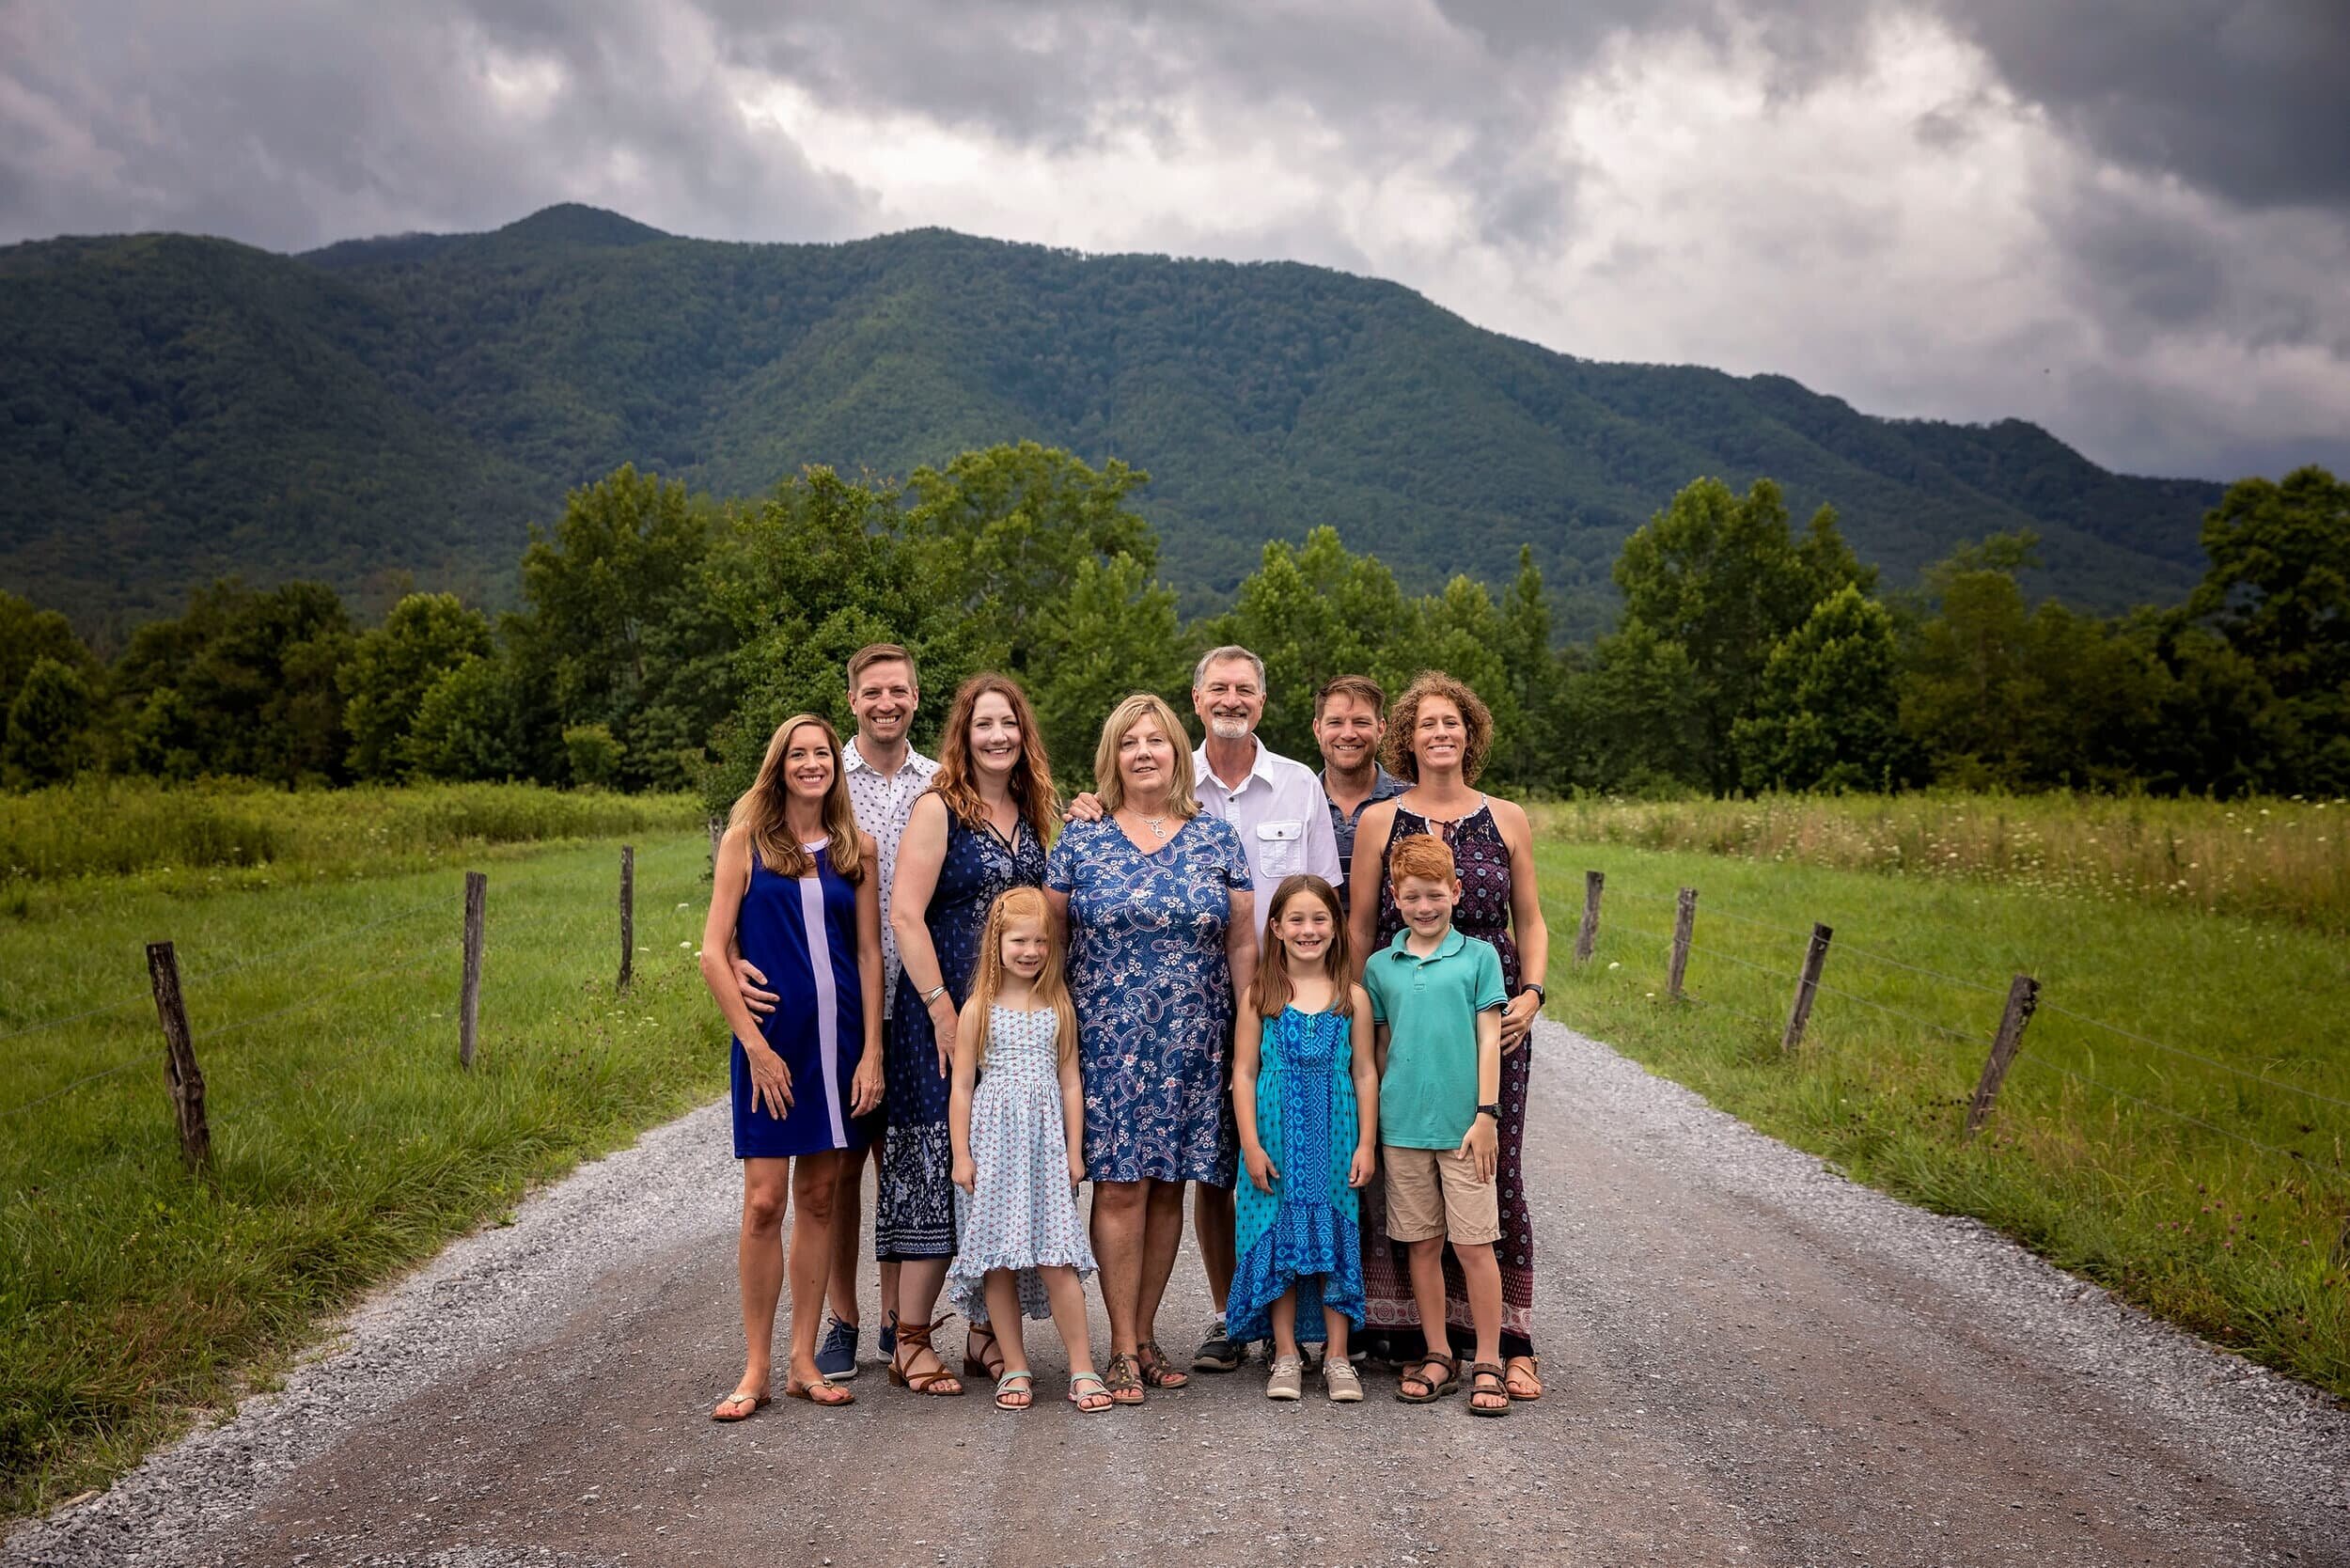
{"left": 700, "top": 714, "right": 885, "bottom": 1415}
{"left": 1044, "top": 694, "right": 1256, "bottom": 1403}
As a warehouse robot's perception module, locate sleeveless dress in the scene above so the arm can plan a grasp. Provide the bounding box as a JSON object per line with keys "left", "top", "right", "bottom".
{"left": 945, "top": 1006, "right": 1098, "bottom": 1323}
{"left": 1228, "top": 1005, "right": 1365, "bottom": 1345}
{"left": 729, "top": 841, "right": 874, "bottom": 1159}
{"left": 1045, "top": 815, "right": 1252, "bottom": 1184}
{"left": 1363, "top": 799, "right": 1537, "bottom": 1359}
{"left": 877, "top": 810, "right": 1045, "bottom": 1260}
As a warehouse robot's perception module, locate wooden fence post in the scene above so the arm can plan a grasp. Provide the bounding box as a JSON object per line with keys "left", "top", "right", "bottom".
{"left": 461, "top": 870, "right": 486, "bottom": 1070}
{"left": 1574, "top": 870, "right": 1605, "bottom": 964}
{"left": 1965, "top": 975, "right": 2041, "bottom": 1138}
{"left": 619, "top": 844, "right": 635, "bottom": 994}
{"left": 145, "top": 941, "right": 210, "bottom": 1171}
{"left": 1667, "top": 886, "right": 1698, "bottom": 1000}
{"left": 1780, "top": 922, "right": 1833, "bottom": 1053}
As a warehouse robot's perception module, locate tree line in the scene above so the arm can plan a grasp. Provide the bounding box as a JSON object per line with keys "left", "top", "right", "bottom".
{"left": 3, "top": 443, "right": 2342, "bottom": 803}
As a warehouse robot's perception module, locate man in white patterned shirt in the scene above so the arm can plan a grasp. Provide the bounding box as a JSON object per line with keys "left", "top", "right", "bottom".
{"left": 737, "top": 643, "right": 935, "bottom": 1380}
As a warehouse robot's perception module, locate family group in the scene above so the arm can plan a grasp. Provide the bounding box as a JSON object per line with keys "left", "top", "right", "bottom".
{"left": 697, "top": 643, "right": 1549, "bottom": 1420}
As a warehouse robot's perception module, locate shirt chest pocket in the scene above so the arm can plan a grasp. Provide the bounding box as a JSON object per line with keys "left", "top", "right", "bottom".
{"left": 1256, "top": 819, "right": 1305, "bottom": 878}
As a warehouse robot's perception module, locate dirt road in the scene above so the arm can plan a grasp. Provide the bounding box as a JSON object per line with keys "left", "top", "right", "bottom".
{"left": 12, "top": 1019, "right": 2343, "bottom": 1567}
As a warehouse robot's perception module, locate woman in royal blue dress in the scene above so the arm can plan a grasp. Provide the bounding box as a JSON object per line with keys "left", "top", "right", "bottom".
{"left": 1046, "top": 693, "right": 1256, "bottom": 1403}
{"left": 700, "top": 714, "right": 885, "bottom": 1416}
{"left": 881, "top": 674, "right": 1056, "bottom": 1396}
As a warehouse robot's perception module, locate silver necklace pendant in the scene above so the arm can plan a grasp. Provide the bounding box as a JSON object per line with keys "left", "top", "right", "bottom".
{"left": 1140, "top": 813, "right": 1170, "bottom": 839}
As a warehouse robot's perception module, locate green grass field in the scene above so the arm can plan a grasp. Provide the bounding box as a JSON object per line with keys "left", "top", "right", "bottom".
{"left": 1529, "top": 829, "right": 2350, "bottom": 1401}
{"left": 0, "top": 820, "right": 728, "bottom": 1516}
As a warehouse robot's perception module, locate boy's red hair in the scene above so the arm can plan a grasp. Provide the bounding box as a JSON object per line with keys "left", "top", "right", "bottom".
{"left": 1386, "top": 833, "right": 1458, "bottom": 888}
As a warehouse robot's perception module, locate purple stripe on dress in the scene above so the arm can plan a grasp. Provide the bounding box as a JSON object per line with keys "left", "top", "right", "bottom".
{"left": 800, "top": 845, "right": 847, "bottom": 1148}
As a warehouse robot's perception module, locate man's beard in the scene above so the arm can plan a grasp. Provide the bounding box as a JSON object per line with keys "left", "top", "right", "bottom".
{"left": 1208, "top": 716, "right": 1252, "bottom": 741}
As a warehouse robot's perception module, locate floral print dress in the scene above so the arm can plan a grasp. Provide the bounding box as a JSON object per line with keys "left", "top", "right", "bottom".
{"left": 1046, "top": 815, "right": 1251, "bottom": 1185}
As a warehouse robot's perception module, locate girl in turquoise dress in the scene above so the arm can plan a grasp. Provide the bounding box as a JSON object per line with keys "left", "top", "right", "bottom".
{"left": 1230, "top": 874, "right": 1379, "bottom": 1403}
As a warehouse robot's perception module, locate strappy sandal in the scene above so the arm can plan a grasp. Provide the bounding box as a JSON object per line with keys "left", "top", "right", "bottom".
{"left": 1504, "top": 1354, "right": 1544, "bottom": 1402}
{"left": 1467, "top": 1361, "right": 1511, "bottom": 1417}
{"left": 1067, "top": 1372, "right": 1113, "bottom": 1413}
{"left": 994, "top": 1371, "right": 1034, "bottom": 1410}
{"left": 963, "top": 1319, "right": 1006, "bottom": 1380}
{"left": 709, "top": 1387, "right": 770, "bottom": 1421}
{"left": 1100, "top": 1351, "right": 1147, "bottom": 1405}
{"left": 1395, "top": 1353, "right": 1459, "bottom": 1403}
{"left": 887, "top": 1315, "right": 967, "bottom": 1397}
{"left": 783, "top": 1377, "right": 852, "bottom": 1406}
{"left": 1134, "top": 1339, "right": 1190, "bottom": 1389}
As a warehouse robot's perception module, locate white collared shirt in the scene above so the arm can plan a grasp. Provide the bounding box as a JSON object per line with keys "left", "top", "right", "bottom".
{"left": 1192, "top": 736, "right": 1343, "bottom": 896}
{"left": 842, "top": 735, "right": 939, "bottom": 1016}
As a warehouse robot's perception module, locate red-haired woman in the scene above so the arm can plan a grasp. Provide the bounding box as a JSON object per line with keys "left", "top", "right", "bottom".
{"left": 1348, "top": 672, "right": 1551, "bottom": 1403}
{"left": 700, "top": 714, "right": 885, "bottom": 1416}
{"left": 881, "top": 674, "right": 1058, "bottom": 1395}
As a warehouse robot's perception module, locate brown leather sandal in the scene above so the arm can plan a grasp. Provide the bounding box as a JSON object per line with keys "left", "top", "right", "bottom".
{"left": 1100, "top": 1351, "right": 1147, "bottom": 1405}
{"left": 887, "top": 1315, "right": 966, "bottom": 1397}
{"left": 1395, "top": 1353, "right": 1459, "bottom": 1403}
{"left": 1467, "top": 1361, "right": 1511, "bottom": 1417}
{"left": 1135, "top": 1339, "right": 1190, "bottom": 1388}
{"left": 964, "top": 1318, "right": 1006, "bottom": 1380}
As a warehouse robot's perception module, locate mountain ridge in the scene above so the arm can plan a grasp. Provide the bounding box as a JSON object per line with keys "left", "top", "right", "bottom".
{"left": 0, "top": 205, "right": 2226, "bottom": 635}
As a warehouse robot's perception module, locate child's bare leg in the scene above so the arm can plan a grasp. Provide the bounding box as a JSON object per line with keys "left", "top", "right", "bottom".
{"left": 1322, "top": 1303, "right": 1351, "bottom": 1361}
{"left": 983, "top": 1271, "right": 1032, "bottom": 1407}
{"left": 1404, "top": 1237, "right": 1449, "bottom": 1361}
{"left": 1269, "top": 1288, "right": 1300, "bottom": 1359}
{"left": 1455, "top": 1240, "right": 1506, "bottom": 1411}
{"left": 1039, "top": 1265, "right": 1095, "bottom": 1375}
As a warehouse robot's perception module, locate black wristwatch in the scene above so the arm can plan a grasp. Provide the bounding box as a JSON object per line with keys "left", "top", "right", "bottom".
{"left": 1476, "top": 1104, "right": 1501, "bottom": 1121}
{"left": 1518, "top": 982, "right": 1545, "bottom": 1004}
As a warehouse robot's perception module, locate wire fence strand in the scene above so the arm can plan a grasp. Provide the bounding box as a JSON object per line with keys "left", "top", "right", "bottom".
{"left": 2019, "top": 1054, "right": 2350, "bottom": 1193}
{"left": 2036, "top": 1002, "right": 2350, "bottom": 1116}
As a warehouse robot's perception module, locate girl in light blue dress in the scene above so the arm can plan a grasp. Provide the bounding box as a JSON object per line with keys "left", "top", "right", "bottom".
{"left": 946, "top": 886, "right": 1110, "bottom": 1413}
{"left": 1230, "top": 874, "right": 1379, "bottom": 1403}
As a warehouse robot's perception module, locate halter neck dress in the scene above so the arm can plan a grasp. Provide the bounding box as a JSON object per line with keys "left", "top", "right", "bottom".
{"left": 729, "top": 840, "right": 875, "bottom": 1158}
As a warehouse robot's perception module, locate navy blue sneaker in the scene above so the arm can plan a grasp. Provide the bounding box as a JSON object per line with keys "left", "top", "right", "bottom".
{"left": 814, "top": 1315, "right": 861, "bottom": 1381}
{"left": 878, "top": 1310, "right": 898, "bottom": 1361}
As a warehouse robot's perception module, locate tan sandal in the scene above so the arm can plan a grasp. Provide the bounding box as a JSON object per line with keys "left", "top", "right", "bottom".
{"left": 888, "top": 1315, "right": 966, "bottom": 1397}
{"left": 1504, "top": 1354, "right": 1543, "bottom": 1401}
{"left": 709, "top": 1388, "right": 771, "bottom": 1421}
{"left": 782, "top": 1378, "right": 852, "bottom": 1406}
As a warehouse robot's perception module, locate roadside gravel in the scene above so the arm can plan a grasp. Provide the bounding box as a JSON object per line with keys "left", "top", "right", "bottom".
{"left": 9, "top": 1018, "right": 2343, "bottom": 1567}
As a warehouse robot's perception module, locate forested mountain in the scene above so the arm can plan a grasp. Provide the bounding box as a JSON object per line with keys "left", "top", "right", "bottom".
{"left": 2, "top": 203, "right": 2223, "bottom": 635}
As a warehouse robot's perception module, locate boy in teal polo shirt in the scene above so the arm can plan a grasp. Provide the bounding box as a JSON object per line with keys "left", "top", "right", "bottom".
{"left": 1362, "top": 833, "right": 1511, "bottom": 1416}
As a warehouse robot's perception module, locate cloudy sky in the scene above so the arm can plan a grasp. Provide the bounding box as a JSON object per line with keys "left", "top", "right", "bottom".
{"left": 4, "top": 0, "right": 2345, "bottom": 482}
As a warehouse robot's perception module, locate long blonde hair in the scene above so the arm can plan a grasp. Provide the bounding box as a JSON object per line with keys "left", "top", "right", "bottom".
{"left": 932, "top": 673, "right": 1058, "bottom": 847}
{"left": 728, "top": 714, "right": 865, "bottom": 883}
{"left": 964, "top": 886, "right": 1076, "bottom": 1071}
{"left": 1248, "top": 874, "right": 1355, "bottom": 1020}
{"left": 1092, "top": 692, "right": 1198, "bottom": 817}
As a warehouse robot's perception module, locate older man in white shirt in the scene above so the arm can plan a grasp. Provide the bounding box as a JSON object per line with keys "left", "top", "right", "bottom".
{"left": 1186, "top": 645, "right": 1340, "bottom": 1372}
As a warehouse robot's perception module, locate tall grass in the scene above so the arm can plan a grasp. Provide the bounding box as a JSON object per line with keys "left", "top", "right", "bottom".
{"left": 0, "top": 780, "right": 702, "bottom": 886}
{"left": 1532, "top": 792, "right": 2350, "bottom": 933}
{"left": 1532, "top": 836, "right": 2350, "bottom": 1399}
{"left": 0, "top": 831, "right": 727, "bottom": 1515}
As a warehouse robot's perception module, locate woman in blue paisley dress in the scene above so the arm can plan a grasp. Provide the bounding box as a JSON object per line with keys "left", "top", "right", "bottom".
{"left": 883, "top": 675, "right": 1057, "bottom": 1397}
{"left": 1046, "top": 693, "right": 1257, "bottom": 1403}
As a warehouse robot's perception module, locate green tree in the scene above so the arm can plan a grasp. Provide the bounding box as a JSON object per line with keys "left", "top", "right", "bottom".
{"left": 0, "top": 592, "right": 94, "bottom": 725}
{"left": 1193, "top": 526, "right": 1418, "bottom": 760}
{"left": 1027, "top": 553, "right": 1187, "bottom": 776}
{"left": 1733, "top": 585, "right": 1915, "bottom": 792}
{"left": 513, "top": 466, "right": 739, "bottom": 791}
{"left": 406, "top": 653, "right": 526, "bottom": 782}
{"left": 906, "top": 442, "right": 1158, "bottom": 672}
{"left": 562, "top": 723, "right": 626, "bottom": 788}
{"left": 1898, "top": 535, "right": 2041, "bottom": 787}
{"left": 340, "top": 593, "right": 494, "bottom": 780}
{"left": 3, "top": 656, "right": 96, "bottom": 786}
{"left": 111, "top": 580, "right": 353, "bottom": 784}
{"left": 1558, "top": 619, "right": 1707, "bottom": 792}
{"left": 1613, "top": 478, "right": 1872, "bottom": 791}
{"left": 2187, "top": 464, "right": 2350, "bottom": 792}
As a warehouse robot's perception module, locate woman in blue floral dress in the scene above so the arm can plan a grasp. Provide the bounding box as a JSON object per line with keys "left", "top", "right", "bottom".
{"left": 883, "top": 675, "right": 1056, "bottom": 1396}
{"left": 1046, "top": 693, "right": 1256, "bottom": 1403}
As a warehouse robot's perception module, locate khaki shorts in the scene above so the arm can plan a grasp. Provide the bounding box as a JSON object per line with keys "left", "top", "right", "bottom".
{"left": 1382, "top": 1144, "right": 1499, "bottom": 1246}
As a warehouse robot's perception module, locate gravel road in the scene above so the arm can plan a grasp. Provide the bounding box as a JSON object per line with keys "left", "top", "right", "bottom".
{"left": 10, "top": 1018, "right": 2344, "bottom": 1568}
